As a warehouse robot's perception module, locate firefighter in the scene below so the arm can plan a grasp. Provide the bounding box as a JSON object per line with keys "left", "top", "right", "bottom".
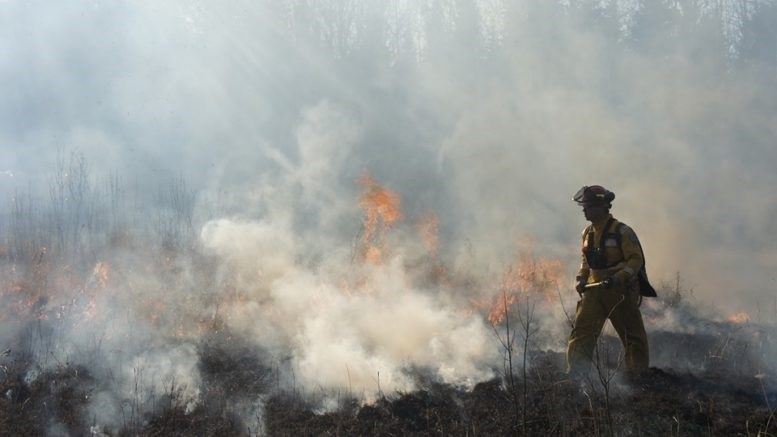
{"left": 566, "top": 185, "right": 654, "bottom": 375}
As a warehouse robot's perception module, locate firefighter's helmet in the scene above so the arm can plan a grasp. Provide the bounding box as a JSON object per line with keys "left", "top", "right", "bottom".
{"left": 573, "top": 185, "right": 615, "bottom": 207}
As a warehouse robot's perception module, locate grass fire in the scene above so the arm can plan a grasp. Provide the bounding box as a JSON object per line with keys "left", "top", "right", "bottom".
{"left": 2, "top": 1, "right": 777, "bottom": 435}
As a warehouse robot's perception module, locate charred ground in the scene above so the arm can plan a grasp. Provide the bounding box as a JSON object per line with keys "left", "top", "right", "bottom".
{"left": 2, "top": 333, "right": 776, "bottom": 436}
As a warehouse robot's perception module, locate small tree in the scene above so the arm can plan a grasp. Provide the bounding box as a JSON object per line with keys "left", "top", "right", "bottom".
{"left": 590, "top": 327, "right": 623, "bottom": 437}
{"left": 489, "top": 280, "right": 541, "bottom": 433}
{"left": 490, "top": 288, "right": 521, "bottom": 430}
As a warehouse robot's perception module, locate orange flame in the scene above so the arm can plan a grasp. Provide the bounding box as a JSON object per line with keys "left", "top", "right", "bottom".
{"left": 727, "top": 312, "right": 750, "bottom": 324}
{"left": 476, "top": 246, "right": 566, "bottom": 325}
{"left": 73, "top": 262, "right": 111, "bottom": 322}
{"left": 357, "top": 173, "right": 402, "bottom": 264}
{"left": 487, "top": 293, "right": 518, "bottom": 325}
{"left": 514, "top": 251, "right": 564, "bottom": 303}
{"left": 417, "top": 212, "right": 440, "bottom": 257}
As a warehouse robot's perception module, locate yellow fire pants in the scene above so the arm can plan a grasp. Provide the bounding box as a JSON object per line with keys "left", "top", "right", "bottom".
{"left": 566, "top": 287, "right": 649, "bottom": 373}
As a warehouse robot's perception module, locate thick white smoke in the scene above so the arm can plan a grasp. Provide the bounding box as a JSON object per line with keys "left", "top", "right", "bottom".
{"left": 196, "top": 102, "right": 502, "bottom": 396}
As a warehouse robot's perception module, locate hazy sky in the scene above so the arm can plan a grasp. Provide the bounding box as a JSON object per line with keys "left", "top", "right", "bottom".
{"left": 2, "top": 0, "right": 776, "bottom": 313}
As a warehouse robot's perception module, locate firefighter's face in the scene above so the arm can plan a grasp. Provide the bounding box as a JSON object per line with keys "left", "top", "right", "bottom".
{"left": 582, "top": 204, "right": 608, "bottom": 222}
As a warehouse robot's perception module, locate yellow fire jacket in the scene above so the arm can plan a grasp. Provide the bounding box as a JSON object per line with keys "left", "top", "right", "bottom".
{"left": 577, "top": 215, "right": 644, "bottom": 290}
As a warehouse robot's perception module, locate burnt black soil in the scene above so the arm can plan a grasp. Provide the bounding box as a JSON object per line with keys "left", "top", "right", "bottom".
{"left": 1, "top": 345, "right": 775, "bottom": 436}
{"left": 265, "top": 352, "right": 777, "bottom": 436}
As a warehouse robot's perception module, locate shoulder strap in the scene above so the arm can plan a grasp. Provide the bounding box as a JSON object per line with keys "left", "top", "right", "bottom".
{"left": 614, "top": 222, "right": 625, "bottom": 257}
{"left": 597, "top": 217, "right": 615, "bottom": 250}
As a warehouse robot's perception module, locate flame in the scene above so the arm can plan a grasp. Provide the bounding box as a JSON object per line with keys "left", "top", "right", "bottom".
{"left": 357, "top": 173, "right": 402, "bottom": 264}
{"left": 4, "top": 280, "right": 46, "bottom": 319}
{"left": 93, "top": 262, "right": 110, "bottom": 288}
{"left": 364, "top": 246, "right": 383, "bottom": 265}
{"left": 727, "top": 312, "right": 750, "bottom": 324}
{"left": 487, "top": 293, "right": 518, "bottom": 325}
{"left": 514, "top": 251, "right": 564, "bottom": 303}
{"left": 475, "top": 246, "right": 565, "bottom": 325}
{"left": 417, "top": 212, "right": 440, "bottom": 257}
{"left": 498, "top": 248, "right": 565, "bottom": 305}
{"left": 70, "top": 262, "right": 111, "bottom": 323}
{"left": 83, "top": 296, "right": 98, "bottom": 320}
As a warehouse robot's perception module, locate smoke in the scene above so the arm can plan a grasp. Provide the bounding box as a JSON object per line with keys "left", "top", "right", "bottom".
{"left": 4, "top": 0, "right": 776, "bottom": 309}
{"left": 196, "top": 113, "right": 501, "bottom": 393}
{"left": 2, "top": 0, "right": 777, "bottom": 433}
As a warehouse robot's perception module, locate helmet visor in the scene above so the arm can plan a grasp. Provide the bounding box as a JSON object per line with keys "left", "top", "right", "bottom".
{"left": 573, "top": 186, "right": 588, "bottom": 204}
{"left": 574, "top": 185, "right": 612, "bottom": 206}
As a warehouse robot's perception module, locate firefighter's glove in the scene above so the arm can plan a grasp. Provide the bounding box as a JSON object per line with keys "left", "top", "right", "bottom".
{"left": 575, "top": 280, "right": 586, "bottom": 294}
{"left": 602, "top": 277, "right": 620, "bottom": 289}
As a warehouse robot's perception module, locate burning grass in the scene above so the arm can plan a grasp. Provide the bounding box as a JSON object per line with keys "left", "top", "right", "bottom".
{"left": 1, "top": 171, "right": 776, "bottom": 435}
